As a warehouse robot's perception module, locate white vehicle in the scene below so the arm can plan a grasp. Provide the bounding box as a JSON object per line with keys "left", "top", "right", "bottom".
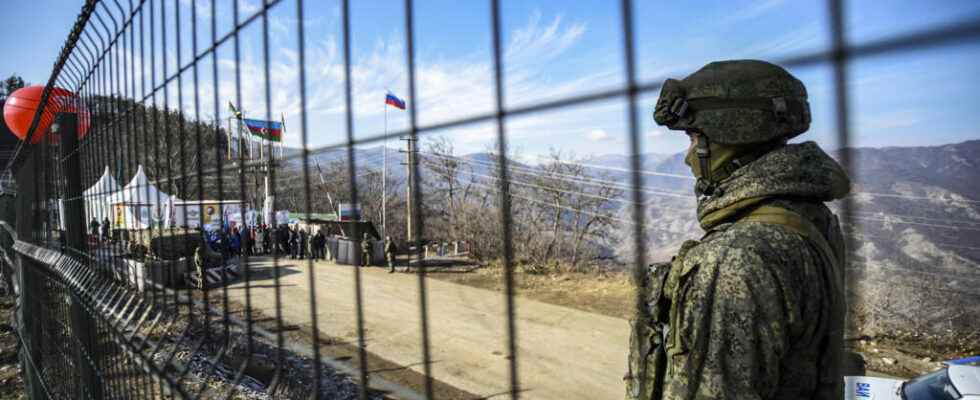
{"left": 845, "top": 357, "right": 980, "bottom": 400}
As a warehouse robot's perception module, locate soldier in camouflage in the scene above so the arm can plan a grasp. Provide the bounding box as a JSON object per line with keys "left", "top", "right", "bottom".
{"left": 194, "top": 243, "right": 206, "bottom": 289}
{"left": 361, "top": 233, "right": 373, "bottom": 267}
{"left": 626, "top": 60, "right": 849, "bottom": 400}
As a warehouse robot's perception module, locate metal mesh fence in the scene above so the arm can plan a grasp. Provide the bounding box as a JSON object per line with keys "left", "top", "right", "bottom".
{"left": 0, "top": 0, "right": 977, "bottom": 399}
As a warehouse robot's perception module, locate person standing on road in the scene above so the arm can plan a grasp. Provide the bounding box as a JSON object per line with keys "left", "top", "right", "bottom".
{"left": 279, "top": 225, "right": 290, "bottom": 256}
{"left": 254, "top": 226, "right": 264, "bottom": 256}
{"left": 288, "top": 225, "right": 298, "bottom": 259}
{"left": 263, "top": 226, "right": 272, "bottom": 255}
{"left": 384, "top": 236, "right": 397, "bottom": 273}
{"left": 229, "top": 227, "right": 241, "bottom": 257}
{"left": 101, "top": 217, "right": 111, "bottom": 243}
{"left": 360, "top": 233, "right": 372, "bottom": 267}
{"left": 89, "top": 217, "right": 100, "bottom": 242}
{"left": 626, "top": 60, "right": 848, "bottom": 400}
{"left": 311, "top": 229, "right": 325, "bottom": 261}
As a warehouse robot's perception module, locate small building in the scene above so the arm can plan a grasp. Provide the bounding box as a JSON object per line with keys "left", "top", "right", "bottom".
{"left": 295, "top": 217, "right": 382, "bottom": 266}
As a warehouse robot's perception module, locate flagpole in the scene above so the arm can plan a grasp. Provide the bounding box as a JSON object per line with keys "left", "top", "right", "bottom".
{"left": 245, "top": 119, "right": 252, "bottom": 159}
{"left": 382, "top": 102, "right": 388, "bottom": 239}
{"left": 227, "top": 116, "right": 233, "bottom": 160}
{"left": 280, "top": 113, "right": 286, "bottom": 161}
{"left": 239, "top": 117, "right": 246, "bottom": 160}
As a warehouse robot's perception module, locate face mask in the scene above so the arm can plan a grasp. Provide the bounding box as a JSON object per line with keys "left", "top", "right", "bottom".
{"left": 684, "top": 137, "right": 745, "bottom": 180}
{"left": 684, "top": 145, "right": 704, "bottom": 179}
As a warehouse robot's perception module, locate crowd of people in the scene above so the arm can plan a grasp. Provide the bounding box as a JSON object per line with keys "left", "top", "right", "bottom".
{"left": 88, "top": 216, "right": 402, "bottom": 272}
{"left": 201, "top": 224, "right": 331, "bottom": 261}
{"left": 89, "top": 216, "right": 112, "bottom": 243}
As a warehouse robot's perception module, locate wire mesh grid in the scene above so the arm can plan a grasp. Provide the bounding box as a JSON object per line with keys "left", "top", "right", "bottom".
{"left": 0, "top": 0, "right": 977, "bottom": 399}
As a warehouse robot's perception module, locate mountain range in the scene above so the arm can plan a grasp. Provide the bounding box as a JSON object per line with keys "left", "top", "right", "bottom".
{"left": 278, "top": 139, "right": 980, "bottom": 277}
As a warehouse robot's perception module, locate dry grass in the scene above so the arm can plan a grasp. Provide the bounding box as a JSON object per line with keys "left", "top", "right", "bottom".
{"left": 427, "top": 261, "right": 636, "bottom": 320}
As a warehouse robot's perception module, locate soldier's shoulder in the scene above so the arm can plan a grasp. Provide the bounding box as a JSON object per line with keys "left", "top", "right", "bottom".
{"left": 683, "top": 222, "right": 807, "bottom": 278}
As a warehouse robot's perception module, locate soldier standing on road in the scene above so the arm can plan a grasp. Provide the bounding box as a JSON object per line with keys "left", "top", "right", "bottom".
{"left": 299, "top": 227, "right": 308, "bottom": 260}
{"left": 288, "top": 226, "right": 299, "bottom": 259}
{"left": 626, "top": 60, "right": 848, "bottom": 400}
{"left": 194, "top": 243, "right": 207, "bottom": 289}
{"left": 360, "top": 233, "right": 372, "bottom": 267}
{"left": 384, "top": 236, "right": 397, "bottom": 273}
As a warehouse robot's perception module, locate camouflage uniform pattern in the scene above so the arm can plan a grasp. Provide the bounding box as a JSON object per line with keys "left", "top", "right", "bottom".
{"left": 194, "top": 245, "right": 206, "bottom": 289}
{"left": 632, "top": 142, "right": 850, "bottom": 400}
{"left": 385, "top": 238, "right": 397, "bottom": 273}
{"left": 361, "top": 234, "right": 372, "bottom": 267}
{"left": 654, "top": 60, "right": 810, "bottom": 145}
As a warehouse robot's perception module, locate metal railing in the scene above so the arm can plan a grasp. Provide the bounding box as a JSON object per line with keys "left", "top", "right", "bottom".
{"left": 1, "top": 0, "right": 979, "bottom": 399}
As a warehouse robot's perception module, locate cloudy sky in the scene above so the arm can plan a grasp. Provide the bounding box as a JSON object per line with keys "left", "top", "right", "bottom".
{"left": 1, "top": 0, "right": 979, "bottom": 159}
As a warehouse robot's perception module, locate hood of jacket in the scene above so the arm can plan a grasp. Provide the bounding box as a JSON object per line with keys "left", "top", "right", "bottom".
{"left": 697, "top": 141, "right": 850, "bottom": 230}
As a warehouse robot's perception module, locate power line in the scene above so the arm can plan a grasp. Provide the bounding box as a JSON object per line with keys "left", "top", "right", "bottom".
{"left": 851, "top": 190, "right": 980, "bottom": 205}
{"left": 855, "top": 273, "right": 980, "bottom": 298}
{"left": 423, "top": 160, "right": 699, "bottom": 218}
{"left": 849, "top": 259, "right": 980, "bottom": 283}
{"left": 852, "top": 210, "right": 980, "bottom": 227}
{"left": 463, "top": 178, "right": 637, "bottom": 226}
{"left": 851, "top": 215, "right": 980, "bottom": 232}
{"left": 532, "top": 154, "right": 694, "bottom": 180}
{"left": 844, "top": 230, "right": 980, "bottom": 252}
{"left": 418, "top": 151, "right": 695, "bottom": 200}
{"left": 423, "top": 162, "right": 635, "bottom": 206}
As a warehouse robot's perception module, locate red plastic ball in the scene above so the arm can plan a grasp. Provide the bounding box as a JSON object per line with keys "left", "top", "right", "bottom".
{"left": 3, "top": 85, "right": 90, "bottom": 144}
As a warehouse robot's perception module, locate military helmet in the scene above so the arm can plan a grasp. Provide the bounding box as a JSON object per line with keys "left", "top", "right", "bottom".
{"left": 653, "top": 60, "right": 810, "bottom": 145}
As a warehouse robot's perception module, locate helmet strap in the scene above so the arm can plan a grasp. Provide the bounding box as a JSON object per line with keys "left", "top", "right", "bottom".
{"left": 694, "top": 134, "right": 717, "bottom": 199}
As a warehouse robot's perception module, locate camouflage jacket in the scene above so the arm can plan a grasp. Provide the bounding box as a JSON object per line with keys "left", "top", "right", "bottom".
{"left": 638, "top": 142, "right": 850, "bottom": 400}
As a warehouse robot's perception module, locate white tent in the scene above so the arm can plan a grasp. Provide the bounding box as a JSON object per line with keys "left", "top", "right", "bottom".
{"left": 106, "top": 165, "right": 171, "bottom": 229}
{"left": 57, "top": 166, "right": 121, "bottom": 230}
{"left": 84, "top": 166, "right": 122, "bottom": 223}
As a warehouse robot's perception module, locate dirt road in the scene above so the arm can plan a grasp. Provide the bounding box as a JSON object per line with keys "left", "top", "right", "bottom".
{"left": 226, "top": 258, "right": 629, "bottom": 399}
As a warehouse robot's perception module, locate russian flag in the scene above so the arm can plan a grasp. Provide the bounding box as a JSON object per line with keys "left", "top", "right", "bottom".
{"left": 243, "top": 118, "right": 283, "bottom": 142}
{"left": 385, "top": 92, "right": 406, "bottom": 110}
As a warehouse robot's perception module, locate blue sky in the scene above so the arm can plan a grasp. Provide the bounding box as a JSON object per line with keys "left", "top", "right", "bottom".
{"left": 1, "top": 0, "right": 979, "bottom": 160}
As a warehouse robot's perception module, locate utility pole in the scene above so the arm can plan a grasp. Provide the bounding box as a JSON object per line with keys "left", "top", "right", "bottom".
{"left": 400, "top": 136, "right": 417, "bottom": 242}
{"left": 382, "top": 104, "right": 388, "bottom": 239}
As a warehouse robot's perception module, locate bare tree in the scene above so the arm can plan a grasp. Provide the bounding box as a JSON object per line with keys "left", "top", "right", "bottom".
{"left": 421, "top": 136, "right": 477, "bottom": 240}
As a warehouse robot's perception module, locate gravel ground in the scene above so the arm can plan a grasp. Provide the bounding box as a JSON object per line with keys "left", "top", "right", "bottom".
{"left": 131, "top": 302, "right": 382, "bottom": 399}
{"left": 0, "top": 296, "right": 25, "bottom": 400}
{"left": 0, "top": 290, "right": 376, "bottom": 399}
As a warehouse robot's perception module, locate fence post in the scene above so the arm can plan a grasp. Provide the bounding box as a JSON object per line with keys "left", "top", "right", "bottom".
{"left": 57, "top": 112, "right": 104, "bottom": 399}
{"left": 14, "top": 148, "right": 44, "bottom": 400}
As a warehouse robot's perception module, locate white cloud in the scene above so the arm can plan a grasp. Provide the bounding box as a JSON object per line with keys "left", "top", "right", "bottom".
{"left": 718, "top": 0, "right": 787, "bottom": 25}
{"left": 155, "top": 9, "right": 634, "bottom": 159}
{"left": 860, "top": 111, "right": 924, "bottom": 131}
{"left": 240, "top": 0, "right": 261, "bottom": 14}
{"left": 586, "top": 129, "right": 612, "bottom": 141}
{"left": 732, "top": 21, "right": 823, "bottom": 58}
{"left": 211, "top": 11, "right": 599, "bottom": 152}
{"left": 646, "top": 127, "right": 670, "bottom": 139}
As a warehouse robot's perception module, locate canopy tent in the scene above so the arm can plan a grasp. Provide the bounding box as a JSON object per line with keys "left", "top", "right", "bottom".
{"left": 57, "top": 166, "right": 121, "bottom": 230}
{"left": 106, "top": 165, "right": 171, "bottom": 229}
{"left": 84, "top": 166, "right": 121, "bottom": 223}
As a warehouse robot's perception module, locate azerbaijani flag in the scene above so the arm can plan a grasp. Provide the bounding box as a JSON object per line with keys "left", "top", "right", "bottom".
{"left": 385, "top": 92, "right": 406, "bottom": 110}
{"left": 243, "top": 118, "right": 283, "bottom": 142}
